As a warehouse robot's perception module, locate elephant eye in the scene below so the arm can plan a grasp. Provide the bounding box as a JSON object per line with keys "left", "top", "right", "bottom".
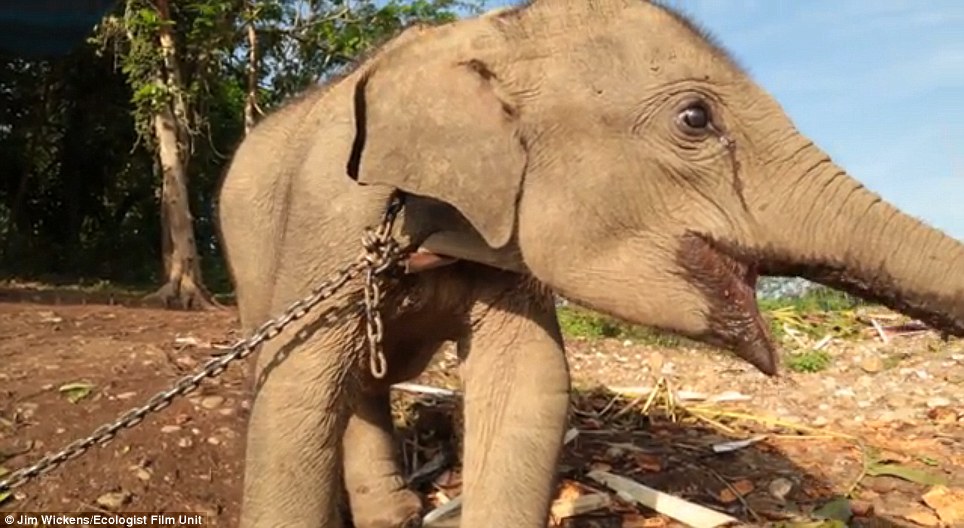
{"left": 677, "top": 101, "right": 711, "bottom": 134}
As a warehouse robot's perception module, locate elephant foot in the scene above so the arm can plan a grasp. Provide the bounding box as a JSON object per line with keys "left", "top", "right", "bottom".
{"left": 350, "top": 488, "right": 424, "bottom": 528}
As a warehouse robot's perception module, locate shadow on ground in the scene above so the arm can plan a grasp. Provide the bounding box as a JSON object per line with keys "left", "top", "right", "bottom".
{"left": 0, "top": 292, "right": 952, "bottom": 528}
{"left": 392, "top": 389, "right": 925, "bottom": 528}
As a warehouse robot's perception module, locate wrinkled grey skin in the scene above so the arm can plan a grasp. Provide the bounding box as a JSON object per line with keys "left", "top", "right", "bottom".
{"left": 216, "top": 0, "right": 964, "bottom": 526}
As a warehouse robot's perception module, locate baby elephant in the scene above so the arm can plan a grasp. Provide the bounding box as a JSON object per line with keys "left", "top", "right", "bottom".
{"left": 216, "top": 0, "right": 964, "bottom": 526}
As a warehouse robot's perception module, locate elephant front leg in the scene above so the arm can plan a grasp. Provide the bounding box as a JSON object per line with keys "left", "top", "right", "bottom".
{"left": 240, "top": 318, "right": 357, "bottom": 528}
{"left": 458, "top": 290, "right": 571, "bottom": 528}
{"left": 343, "top": 391, "right": 423, "bottom": 528}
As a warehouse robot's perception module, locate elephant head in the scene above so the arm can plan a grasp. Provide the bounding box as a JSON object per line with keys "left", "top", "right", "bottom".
{"left": 347, "top": 0, "right": 964, "bottom": 375}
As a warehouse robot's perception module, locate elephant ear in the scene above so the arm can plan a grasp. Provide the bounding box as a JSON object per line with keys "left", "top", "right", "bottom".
{"left": 347, "top": 29, "right": 526, "bottom": 249}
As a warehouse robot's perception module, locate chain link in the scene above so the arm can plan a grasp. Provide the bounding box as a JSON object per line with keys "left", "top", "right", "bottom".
{"left": 361, "top": 194, "right": 405, "bottom": 379}
{"left": 0, "top": 193, "right": 406, "bottom": 495}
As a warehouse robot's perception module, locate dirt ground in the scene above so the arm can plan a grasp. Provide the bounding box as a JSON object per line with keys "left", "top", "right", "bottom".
{"left": 0, "top": 290, "right": 962, "bottom": 527}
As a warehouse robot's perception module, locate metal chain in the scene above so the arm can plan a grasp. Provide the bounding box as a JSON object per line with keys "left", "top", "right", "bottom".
{"left": 0, "top": 194, "right": 406, "bottom": 494}
{"left": 361, "top": 194, "right": 405, "bottom": 379}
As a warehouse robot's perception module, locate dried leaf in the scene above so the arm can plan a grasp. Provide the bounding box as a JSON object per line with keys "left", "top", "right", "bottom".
{"left": 902, "top": 508, "right": 942, "bottom": 527}
{"left": 732, "top": 479, "right": 754, "bottom": 495}
{"left": 718, "top": 479, "right": 754, "bottom": 503}
{"left": 557, "top": 481, "right": 583, "bottom": 502}
{"left": 921, "top": 485, "right": 964, "bottom": 525}
{"left": 631, "top": 453, "right": 662, "bottom": 473}
{"left": 621, "top": 516, "right": 668, "bottom": 528}
{"left": 550, "top": 493, "right": 611, "bottom": 520}
{"left": 865, "top": 462, "right": 947, "bottom": 486}
{"left": 58, "top": 381, "right": 94, "bottom": 404}
{"left": 589, "top": 462, "right": 612, "bottom": 473}
{"left": 926, "top": 406, "right": 960, "bottom": 424}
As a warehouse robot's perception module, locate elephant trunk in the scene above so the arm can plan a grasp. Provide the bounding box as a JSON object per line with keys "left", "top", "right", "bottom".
{"left": 750, "top": 140, "right": 964, "bottom": 337}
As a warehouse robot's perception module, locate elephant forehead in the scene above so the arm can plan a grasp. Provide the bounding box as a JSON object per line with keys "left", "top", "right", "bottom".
{"left": 497, "top": 0, "right": 747, "bottom": 90}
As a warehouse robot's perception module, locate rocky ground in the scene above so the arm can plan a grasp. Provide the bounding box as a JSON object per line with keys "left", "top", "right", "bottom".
{"left": 0, "top": 289, "right": 961, "bottom": 527}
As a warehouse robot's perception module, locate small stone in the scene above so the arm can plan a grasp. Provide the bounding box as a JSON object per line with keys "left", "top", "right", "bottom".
{"left": 767, "top": 478, "right": 793, "bottom": 501}
{"left": 218, "top": 407, "right": 234, "bottom": 416}
{"left": 116, "top": 391, "right": 137, "bottom": 400}
{"left": 206, "top": 436, "right": 221, "bottom": 446}
{"left": 19, "top": 402, "right": 39, "bottom": 420}
{"left": 96, "top": 491, "right": 131, "bottom": 510}
{"left": 131, "top": 467, "right": 151, "bottom": 481}
{"left": 38, "top": 311, "right": 63, "bottom": 323}
{"left": 811, "top": 416, "right": 829, "bottom": 427}
{"left": 178, "top": 437, "right": 193, "bottom": 448}
{"left": 850, "top": 499, "right": 875, "bottom": 517}
{"left": 866, "top": 476, "right": 901, "bottom": 494}
{"left": 200, "top": 395, "right": 225, "bottom": 410}
{"left": 55, "top": 427, "right": 65, "bottom": 434}
{"left": 191, "top": 503, "right": 220, "bottom": 517}
{"left": 176, "top": 356, "right": 198, "bottom": 369}
{"left": 834, "top": 387, "right": 856, "bottom": 398}
{"left": 161, "top": 425, "right": 181, "bottom": 434}
{"left": 926, "top": 396, "right": 952, "bottom": 409}
{"left": 860, "top": 356, "right": 884, "bottom": 373}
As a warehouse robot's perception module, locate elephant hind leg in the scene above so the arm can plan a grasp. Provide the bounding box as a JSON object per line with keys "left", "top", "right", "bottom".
{"left": 343, "top": 391, "right": 424, "bottom": 528}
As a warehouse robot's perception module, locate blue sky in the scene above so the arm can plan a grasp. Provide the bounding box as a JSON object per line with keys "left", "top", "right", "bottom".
{"left": 475, "top": 0, "right": 964, "bottom": 239}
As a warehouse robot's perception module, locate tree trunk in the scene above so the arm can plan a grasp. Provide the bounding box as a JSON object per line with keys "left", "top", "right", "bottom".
{"left": 143, "top": 0, "right": 216, "bottom": 310}
{"left": 243, "top": 0, "right": 260, "bottom": 135}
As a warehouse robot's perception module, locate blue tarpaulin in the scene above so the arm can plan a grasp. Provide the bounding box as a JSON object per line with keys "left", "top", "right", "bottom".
{"left": 0, "top": 1, "right": 119, "bottom": 57}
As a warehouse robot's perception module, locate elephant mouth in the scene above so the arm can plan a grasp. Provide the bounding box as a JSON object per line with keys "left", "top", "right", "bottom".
{"left": 678, "top": 234, "right": 779, "bottom": 376}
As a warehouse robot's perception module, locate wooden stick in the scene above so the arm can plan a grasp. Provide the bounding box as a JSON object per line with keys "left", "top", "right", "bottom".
{"left": 392, "top": 383, "right": 458, "bottom": 398}
{"left": 587, "top": 470, "right": 741, "bottom": 528}
{"left": 870, "top": 318, "right": 890, "bottom": 344}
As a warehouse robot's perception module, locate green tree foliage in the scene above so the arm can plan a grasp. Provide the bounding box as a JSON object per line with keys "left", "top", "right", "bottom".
{"left": 0, "top": 0, "right": 474, "bottom": 296}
